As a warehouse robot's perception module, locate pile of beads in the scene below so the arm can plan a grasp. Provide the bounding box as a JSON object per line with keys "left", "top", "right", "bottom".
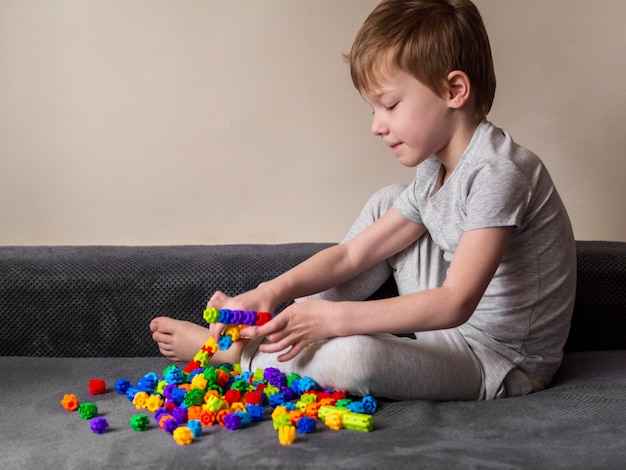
{"left": 114, "top": 362, "right": 377, "bottom": 446}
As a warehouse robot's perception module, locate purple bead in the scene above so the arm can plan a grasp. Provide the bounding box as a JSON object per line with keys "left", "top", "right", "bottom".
{"left": 90, "top": 417, "right": 109, "bottom": 434}
{"left": 163, "top": 384, "right": 176, "bottom": 400}
{"left": 154, "top": 407, "right": 169, "bottom": 423}
{"left": 223, "top": 413, "right": 241, "bottom": 430}
{"left": 242, "top": 311, "right": 257, "bottom": 326}
{"left": 280, "top": 385, "right": 297, "bottom": 402}
{"left": 264, "top": 367, "right": 285, "bottom": 386}
{"left": 230, "top": 310, "right": 243, "bottom": 324}
{"left": 172, "top": 407, "right": 188, "bottom": 424}
{"left": 162, "top": 417, "right": 179, "bottom": 433}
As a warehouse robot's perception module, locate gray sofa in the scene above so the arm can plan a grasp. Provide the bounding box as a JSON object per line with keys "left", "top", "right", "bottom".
{"left": 1, "top": 241, "right": 624, "bottom": 469}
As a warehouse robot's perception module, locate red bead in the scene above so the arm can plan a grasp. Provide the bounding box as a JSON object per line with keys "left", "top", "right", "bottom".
{"left": 88, "top": 378, "right": 106, "bottom": 395}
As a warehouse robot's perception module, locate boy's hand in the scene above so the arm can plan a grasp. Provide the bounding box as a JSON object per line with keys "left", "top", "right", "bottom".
{"left": 242, "top": 298, "right": 336, "bottom": 362}
{"left": 206, "top": 288, "right": 277, "bottom": 343}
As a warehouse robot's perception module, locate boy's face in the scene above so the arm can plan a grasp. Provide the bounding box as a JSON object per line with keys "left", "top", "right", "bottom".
{"left": 363, "top": 69, "right": 456, "bottom": 168}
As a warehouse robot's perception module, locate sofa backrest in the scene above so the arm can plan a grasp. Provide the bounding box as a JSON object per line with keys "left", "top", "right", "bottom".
{"left": 565, "top": 241, "right": 626, "bottom": 352}
{"left": 0, "top": 241, "right": 624, "bottom": 357}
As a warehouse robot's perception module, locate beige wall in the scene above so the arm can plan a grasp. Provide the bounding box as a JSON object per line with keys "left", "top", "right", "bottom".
{"left": 1, "top": 0, "right": 624, "bottom": 245}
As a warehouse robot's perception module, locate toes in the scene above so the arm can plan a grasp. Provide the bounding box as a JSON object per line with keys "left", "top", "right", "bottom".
{"left": 150, "top": 317, "right": 167, "bottom": 333}
{"left": 150, "top": 316, "right": 176, "bottom": 334}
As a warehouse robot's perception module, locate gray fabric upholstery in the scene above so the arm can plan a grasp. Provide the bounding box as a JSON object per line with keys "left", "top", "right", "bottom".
{"left": 1, "top": 352, "right": 625, "bottom": 470}
{"left": 0, "top": 243, "right": 333, "bottom": 357}
{"left": 0, "top": 241, "right": 624, "bottom": 469}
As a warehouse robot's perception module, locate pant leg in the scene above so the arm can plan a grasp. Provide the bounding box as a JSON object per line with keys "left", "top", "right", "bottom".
{"left": 241, "top": 329, "right": 484, "bottom": 401}
{"left": 307, "top": 184, "right": 404, "bottom": 302}
{"left": 309, "top": 183, "right": 449, "bottom": 302}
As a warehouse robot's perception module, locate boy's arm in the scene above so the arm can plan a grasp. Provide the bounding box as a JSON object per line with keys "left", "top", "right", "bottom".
{"left": 224, "top": 206, "right": 424, "bottom": 317}
{"left": 253, "top": 225, "right": 512, "bottom": 361}
{"left": 258, "top": 206, "right": 427, "bottom": 306}
{"left": 333, "top": 225, "right": 513, "bottom": 335}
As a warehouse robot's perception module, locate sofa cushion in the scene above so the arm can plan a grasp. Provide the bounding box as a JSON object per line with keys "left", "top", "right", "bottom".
{"left": 1, "top": 351, "right": 624, "bottom": 469}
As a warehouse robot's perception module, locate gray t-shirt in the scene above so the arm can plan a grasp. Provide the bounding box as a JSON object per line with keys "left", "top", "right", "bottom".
{"left": 394, "top": 119, "right": 576, "bottom": 397}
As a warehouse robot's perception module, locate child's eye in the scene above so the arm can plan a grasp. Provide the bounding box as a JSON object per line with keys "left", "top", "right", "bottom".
{"left": 385, "top": 103, "right": 398, "bottom": 111}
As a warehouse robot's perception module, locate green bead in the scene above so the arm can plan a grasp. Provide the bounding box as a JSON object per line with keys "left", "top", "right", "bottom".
{"left": 129, "top": 414, "right": 150, "bottom": 431}
{"left": 77, "top": 402, "right": 97, "bottom": 420}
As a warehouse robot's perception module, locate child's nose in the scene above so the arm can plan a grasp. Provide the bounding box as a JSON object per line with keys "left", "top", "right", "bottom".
{"left": 370, "top": 113, "right": 388, "bottom": 136}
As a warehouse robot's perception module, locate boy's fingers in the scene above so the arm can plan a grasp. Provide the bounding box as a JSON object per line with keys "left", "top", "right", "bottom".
{"left": 209, "top": 322, "right": 226, "bottom": 341}
{"left": 277, "top": 342, "right": 308, "bottom": 362}
{"left": 239, "top": 326, "right": 258, "bottom": 338}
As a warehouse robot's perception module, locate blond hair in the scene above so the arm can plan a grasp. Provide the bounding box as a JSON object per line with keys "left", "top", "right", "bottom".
{"left": 347, "top": 0, "right": 496, "bottom": 119}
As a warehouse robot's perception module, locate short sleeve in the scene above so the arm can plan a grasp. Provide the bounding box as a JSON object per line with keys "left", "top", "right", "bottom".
{"left": 462, "top": 159, "right": 531, "bottom": 231}
{"left": 394, "top": 179, "right": 424, "bottom": 225}
{"left": 393, "top": 156, "right": 440, "bottom": 225}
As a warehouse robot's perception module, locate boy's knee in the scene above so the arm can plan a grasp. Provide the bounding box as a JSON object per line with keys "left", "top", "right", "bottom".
{"left": 317, "top": 335, "right": 384, "bottom": 395}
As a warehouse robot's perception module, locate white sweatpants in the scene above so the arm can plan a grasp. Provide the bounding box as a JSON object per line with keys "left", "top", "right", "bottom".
{"left": 241, "top": 185, "right": 484, "bottom": 400}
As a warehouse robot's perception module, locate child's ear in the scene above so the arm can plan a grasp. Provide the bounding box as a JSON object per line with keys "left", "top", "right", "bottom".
{"left": 446, "top": 71, "right": 471, "bottom": 109}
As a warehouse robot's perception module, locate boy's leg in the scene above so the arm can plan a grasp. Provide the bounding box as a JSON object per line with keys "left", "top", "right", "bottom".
{"left": 241, "top": 329, "right": 483, "bottom": 401}
{"left": 244, "top": 184, "right": 464, "bottom": 399}
{"left": 307, "top": 184, "right": 404, "bottom": 302}
{"left": 309, "top": 183, "right": 449, "bottom": 302}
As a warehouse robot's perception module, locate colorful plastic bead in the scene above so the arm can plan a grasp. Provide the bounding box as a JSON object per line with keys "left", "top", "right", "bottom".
{"left": 203, "top": 307, "right": 220, "bottom": 323}
{"left": 223, "top": 412, "right": 242, "bottom": 430}
{"left": 273, "top": 413, "right": 291, "bottom": 431}
{"left": 296, "top": 416, "right": 317, "bottom": 434}
{"left": 218, "top": 335, "right": 233, "bottom": 351}
{"left": 325, "top": 411, "right": 344, "bottom": 431}
{"left": 132, "top": 391, "right": 149, "bottom": 409}
{"left": 246, "top": 404, "right": 265, "bottom": 422}
{"left": 278, "top": 425, "right": 296, "bottom": 445}
{"left": 146, "top": 394, "right": 164, "bottom": 413}
{"left": 78, "top": 402, "right": 98, "bottom": 420}
{"left": 88, "top": 378, "right": 106, "bottom": 395}
{"left": 199, "top": 410, "right": 215, "bottom": 427}
{"left": 187, "top": 419, "right": 203, "bottom": 437}
{"left": 162, "top": 416, "right": 179, "bottom": 433}
{"left": 114, "top": 378, "right": 131, "bottom": 395}
{"left": 89, "top": 417, "right": 109, "bottom": 434}
{"left": 173, "top": 426, "right": 193, "bottom": 445}
{"left": 255, "top": 311, "right": 271, "bottom": 326}
{"left": 129, "top": 414, "right": 150, "bottom": 431}
{"left": 164, "top": 366, "right": 185, "bottom": 385}
{"left": 361, "top": 395, "right": 378, "bottom": 413}
{"left": 183, "top": 388, "right": 205, "bottom": 407}
{"left": 342, "top": 412, "right": 374, "bottom": 432}
{"left": 172, "top": 406, "right": 188, "bottom": 424}
{"left": 61, "top": 393, "right": 79, "bottom": 412}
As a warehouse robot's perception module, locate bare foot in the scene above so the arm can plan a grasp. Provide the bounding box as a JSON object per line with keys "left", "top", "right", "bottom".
{"left": 150, "top": 317, "right": 210, "bottom": 362}
{"left": 150, "top": 316, "right": 249, "bottom": 365}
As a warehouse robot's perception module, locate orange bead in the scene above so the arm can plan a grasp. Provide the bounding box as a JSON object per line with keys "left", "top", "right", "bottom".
{"left": 61, "top": 393, "right": 79, "bottom": 412}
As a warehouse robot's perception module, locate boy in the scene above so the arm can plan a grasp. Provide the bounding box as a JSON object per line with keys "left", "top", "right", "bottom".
{"left": 151, "top": 0, "right": 576, "bottom": 400}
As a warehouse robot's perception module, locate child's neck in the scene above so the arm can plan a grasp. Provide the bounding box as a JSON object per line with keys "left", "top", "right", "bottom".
{"left": 436, "top": 116, "right": 482, "bottom": 181}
